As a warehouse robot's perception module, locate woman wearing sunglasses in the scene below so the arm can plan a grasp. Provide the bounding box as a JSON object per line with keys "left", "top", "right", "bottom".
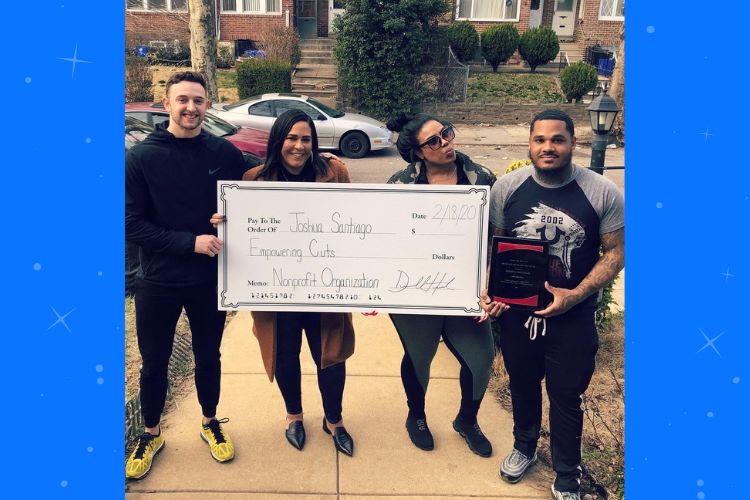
{"left": 385, "top": 113, "right": 497, "bottom": 456}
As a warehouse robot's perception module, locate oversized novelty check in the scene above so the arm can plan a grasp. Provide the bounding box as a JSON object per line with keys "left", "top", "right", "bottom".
{"left": 217, "top": 182, "right": 490, "bottom": 315}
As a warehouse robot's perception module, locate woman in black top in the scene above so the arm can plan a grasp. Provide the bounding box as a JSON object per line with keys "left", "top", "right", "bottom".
{"left": 385, "top": 112, "right": 496, "bottom": 457}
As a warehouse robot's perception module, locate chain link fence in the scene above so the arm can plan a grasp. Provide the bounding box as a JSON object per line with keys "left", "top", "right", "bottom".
{"left": 420, "top": 47, "right": 469, "bottom": 104}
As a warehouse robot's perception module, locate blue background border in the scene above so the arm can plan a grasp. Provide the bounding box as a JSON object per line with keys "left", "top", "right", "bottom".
{"left": 626, "top": 3, "right": 747, "bottom": 499}
{"left": 4, "top": 2, "right": 125, "bottom": 497}
{"left": 5, "top": 1, "right": 745, "bottom": 498}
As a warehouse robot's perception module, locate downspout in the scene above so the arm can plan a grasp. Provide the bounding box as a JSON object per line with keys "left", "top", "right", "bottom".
{"left": 215, "top": 0, "right": 221, "bottom": 40}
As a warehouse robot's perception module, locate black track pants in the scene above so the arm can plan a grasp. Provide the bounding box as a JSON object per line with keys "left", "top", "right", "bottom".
{"left": 498, "top": 308, "right": 599, "bottom": 493}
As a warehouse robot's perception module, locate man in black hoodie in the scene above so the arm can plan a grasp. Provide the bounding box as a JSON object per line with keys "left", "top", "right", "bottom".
{"left": 125, "top": 71, "right": 247, "bottom": 479}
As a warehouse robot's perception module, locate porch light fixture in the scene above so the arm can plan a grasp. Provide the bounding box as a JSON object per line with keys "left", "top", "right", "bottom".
{"left": 586, "top": 89, "right": 620, "bottom": 175}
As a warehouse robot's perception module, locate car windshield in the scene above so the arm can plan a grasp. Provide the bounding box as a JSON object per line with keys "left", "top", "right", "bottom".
{"left": 222, "top": 96, "right": 263, "bottom": 111}
{"left": 202, "top": 113, "right": 238, "bottom": 137}
{"left": 308, "top": 98, "right": 345, "bottom": 118}
{"left": 125, "top": 117, "right": 152, "bottom": 150}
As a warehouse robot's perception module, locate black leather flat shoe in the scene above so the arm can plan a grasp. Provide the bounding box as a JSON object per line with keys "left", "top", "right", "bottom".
{"left": 322, "top": 417, "right": 354, "bottom": 457}
{"left": 285, "top": 420, "right": 306, "bottom": 450}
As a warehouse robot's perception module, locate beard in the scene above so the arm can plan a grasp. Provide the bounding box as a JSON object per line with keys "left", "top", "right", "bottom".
{"left": 529, "top": 149, "right": 574, "bottom": 185}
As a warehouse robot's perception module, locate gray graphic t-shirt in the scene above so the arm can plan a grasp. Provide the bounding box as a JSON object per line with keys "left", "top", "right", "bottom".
{"left": 489, "top": 165, "right": 624, "bottom": 311}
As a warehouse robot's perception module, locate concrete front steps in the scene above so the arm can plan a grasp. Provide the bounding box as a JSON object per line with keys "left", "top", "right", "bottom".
{"left": 294, "top": 38, "right": 338, "bottom": 108}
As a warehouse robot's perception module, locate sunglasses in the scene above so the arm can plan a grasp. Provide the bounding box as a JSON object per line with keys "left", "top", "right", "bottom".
{"left": 417, "top": 125, "right": 455, "bottom": 151}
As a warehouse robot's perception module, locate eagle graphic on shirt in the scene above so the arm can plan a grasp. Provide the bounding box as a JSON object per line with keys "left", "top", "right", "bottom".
{"left": 513, "top": 203, "right": 585, "bottom": 279}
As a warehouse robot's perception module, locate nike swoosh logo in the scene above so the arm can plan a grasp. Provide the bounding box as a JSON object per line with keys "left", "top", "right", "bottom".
{"left": 208, "top": 168, "right": 221, "bottom": 175}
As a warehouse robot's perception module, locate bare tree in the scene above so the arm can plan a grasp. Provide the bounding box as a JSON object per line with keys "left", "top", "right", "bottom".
{"left": 188, "top": 0, "right": 218, "bottom": 101}
{"left": 609, "top": 26, "right": 624, "bottom": 144}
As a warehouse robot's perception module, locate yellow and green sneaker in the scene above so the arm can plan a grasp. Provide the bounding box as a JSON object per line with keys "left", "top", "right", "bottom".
{"left": 125, "top": 432, "right": 165, "bottom": 480}
{"left": 200, "top": 418, "right": 235, "bottom": 462}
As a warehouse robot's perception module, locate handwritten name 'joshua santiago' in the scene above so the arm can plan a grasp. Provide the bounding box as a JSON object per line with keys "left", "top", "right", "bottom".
{"left": 289, "top": 211, "right": 373, "bottom": 240}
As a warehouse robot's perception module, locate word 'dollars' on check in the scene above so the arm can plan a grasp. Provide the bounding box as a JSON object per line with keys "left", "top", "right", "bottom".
{"left": 217, "top": 182, "right": 490, "bottom": 315}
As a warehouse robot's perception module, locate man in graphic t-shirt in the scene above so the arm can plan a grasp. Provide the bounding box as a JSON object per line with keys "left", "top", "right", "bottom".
{"left": 483, "top": 109, "right": 624, "bottom": 500}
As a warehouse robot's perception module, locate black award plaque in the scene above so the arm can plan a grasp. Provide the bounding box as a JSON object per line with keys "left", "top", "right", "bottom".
{"left": 488, "top": 236, "right": 549, "bottom": 310}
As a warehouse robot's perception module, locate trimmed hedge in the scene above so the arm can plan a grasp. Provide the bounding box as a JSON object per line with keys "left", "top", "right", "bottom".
{"left": 519, "top": 26, "right": 559, "bottom": 72}
{"left": 447, "top": 20, "right": 479, "bottom": 62}
{"left": 333, "top": 0, "right": 449, "bottom": 119}
{"left": 560, "top": 61, "right": 598, "bottom": 102}
{"left": 236, "top": 59, "right": 291, "bottom": 99}
{"left": 481, "top": 24, "right": 520, "bottom": 72}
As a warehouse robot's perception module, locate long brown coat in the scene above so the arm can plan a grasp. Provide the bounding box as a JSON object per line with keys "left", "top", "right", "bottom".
{"left": 243, "top": 158, "right": 356, "bottom": 381}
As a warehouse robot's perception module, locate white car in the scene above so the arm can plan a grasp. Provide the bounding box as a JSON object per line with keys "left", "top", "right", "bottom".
{"left": 211, "top": 93, "right": 394, "bottom": 158}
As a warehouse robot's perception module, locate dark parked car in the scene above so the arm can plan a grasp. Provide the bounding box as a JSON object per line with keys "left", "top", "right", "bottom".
{"left": 126, "top": 102, "right": 269, "bottom": 159}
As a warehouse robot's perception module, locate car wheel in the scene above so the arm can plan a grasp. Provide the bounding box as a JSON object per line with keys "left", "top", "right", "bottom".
{"left": 340, "top": 131, "right": 370, "bottom": 159}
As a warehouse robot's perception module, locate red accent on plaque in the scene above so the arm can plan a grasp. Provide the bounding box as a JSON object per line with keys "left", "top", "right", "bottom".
{"left": 497, "top": 242, "right": 544, "bottom": 254}
{"left": 492, "top": 295, "right": 539, "bottom": 307}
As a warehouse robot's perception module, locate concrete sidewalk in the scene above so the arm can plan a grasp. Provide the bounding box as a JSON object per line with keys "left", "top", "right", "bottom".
{"left": 126, "top": 312, "right": 554, "bottom": 499}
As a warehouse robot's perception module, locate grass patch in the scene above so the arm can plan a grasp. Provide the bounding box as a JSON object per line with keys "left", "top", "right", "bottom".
{"left": 148, "top": 65, "right": 239, "bottom": 102}
{"left": 217, "top": 68, "right": 237, "bottom": 89}
{"left": 468, "top": 73, "right": 565, "bottom": 104}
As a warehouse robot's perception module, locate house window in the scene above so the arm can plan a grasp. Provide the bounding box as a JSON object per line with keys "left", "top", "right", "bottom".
{"left": 599, "top": 0, "right": 624, "bottom": 20}
{"left": 456, "top": 0, "right": 520, "bottom": 21}
{"left": 222, "top": 0, "right": 281, "bottom": 13}
{"left": 126, "top": 0, "right": 187, "bottom": 11}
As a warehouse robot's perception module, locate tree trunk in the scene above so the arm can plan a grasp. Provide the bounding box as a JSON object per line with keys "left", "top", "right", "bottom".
{"left": 188, "top": 0, "right": 218, "bottom": 101}
{"left": 608, "top": 26, "right": 624, "bottom": 145}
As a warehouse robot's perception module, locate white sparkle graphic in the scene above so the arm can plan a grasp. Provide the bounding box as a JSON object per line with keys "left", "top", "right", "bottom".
{"left": 720, "top": 267, "right": 735, "bottom": 282}
{"left": 57, "top": 44, "right": 92, "bottom": 78}
{"left": 646, "top": 26, "right": 655, "bottom": 33}
{"left": 699, "top": 128, "right": 713, "bottom": 141}
{"left": 47, "top": 306, "right": 75, "bottom": 333}
{"left": 33, "top": 263, "right": 41, "bottom": 271}
{"left": 696, "top": 328, "right": 724, "bottom": 357}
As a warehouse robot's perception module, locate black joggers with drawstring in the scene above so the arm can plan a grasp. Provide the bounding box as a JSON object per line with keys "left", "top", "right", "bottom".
{"left": 497, "top": 307, "right": 599, "bottom": 494}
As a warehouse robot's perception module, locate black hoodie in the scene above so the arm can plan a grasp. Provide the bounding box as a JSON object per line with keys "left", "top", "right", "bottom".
{"left": 125, "top": 121, "right": 247, "bottom": 287}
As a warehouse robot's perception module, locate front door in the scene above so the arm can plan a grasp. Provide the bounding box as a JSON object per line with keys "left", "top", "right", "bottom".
{"left": 552, "top": 0, "right": 577, "bottom": 39}
{"left": 329, "top": 0, "right": 345, "bottom": 32}
{"left": 529, "top": 0, "right": 543, "bottom": 28}
{"left": 297, "top": 0, "right": 317, "bottom": 39}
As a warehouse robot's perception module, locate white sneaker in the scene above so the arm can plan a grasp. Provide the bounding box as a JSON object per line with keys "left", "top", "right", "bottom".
{"left": 550, "top": 484, "right": 581, "bottom": 500}
{"left": 499, "top": 448, "right": 537, "bottom": 483}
